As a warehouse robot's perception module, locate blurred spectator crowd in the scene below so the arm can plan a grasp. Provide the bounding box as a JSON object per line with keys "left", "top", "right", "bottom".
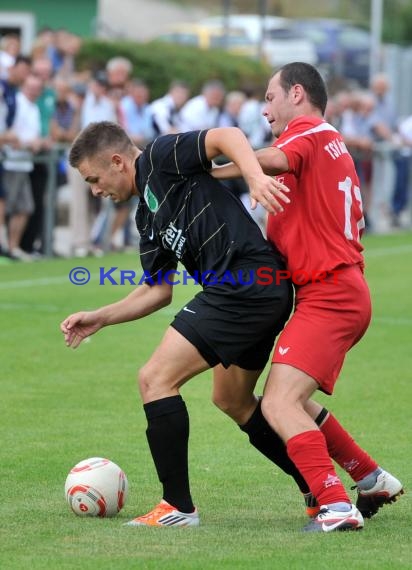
{"left": 0, "top": 28, "right": 411, "bottom": 261}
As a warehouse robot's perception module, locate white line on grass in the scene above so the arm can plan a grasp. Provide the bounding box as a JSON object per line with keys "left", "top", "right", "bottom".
{"left": 0, "top": 276, "right": 68, "bottom": 289}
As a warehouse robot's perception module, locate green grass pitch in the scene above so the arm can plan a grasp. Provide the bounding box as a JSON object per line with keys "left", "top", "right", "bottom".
{"left": 1, "top": 231, "right": 411, "bottom": 569}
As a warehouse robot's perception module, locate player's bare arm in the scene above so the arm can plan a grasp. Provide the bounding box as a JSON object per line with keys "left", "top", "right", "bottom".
{"left": 255, "top": 146, "right": 290, "bottom": 176}
{"left": 61, "top": 281, "right": 173, "bottom": 348}
{"left": 205, "top": 127, "right": 290, "bottom": 214}
{"left": 211, "top": 146, "right": 289, "bottom": 178}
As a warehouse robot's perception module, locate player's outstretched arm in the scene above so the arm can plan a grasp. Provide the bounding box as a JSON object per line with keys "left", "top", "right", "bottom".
{"left": 205, "top": 128, "right": 290, "bottom": 213}
{"left": 61, "top": 311, "right": 105, "bottom": 349}
{"left": 60, "top": 281, "right": 173, "bottom": 349}
{"left": 255, "top": 146, "right": 289, "bottom": 176}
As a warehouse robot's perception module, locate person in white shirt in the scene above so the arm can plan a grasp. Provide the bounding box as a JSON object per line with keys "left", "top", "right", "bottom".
{"left": 391, "top": 114, "right": 412, "bottom": 227}
{"left": 218, "top": 90, "right": 246, "bottom": 128}
{"left": 178, "top": 80, "right": 225, "bottom": 131}
{"left": 238, "top": 85, "right": 272, "bottom": 150}
{"left": 120, "top": 79, "right": 154, "bottom": 145}
{"left": 0, "top": 34, "right": 20, "bottom": 80}
{"left": 150, "top": 80, "right": 190, "bottom": 136}
{"left": 80, "top": 72, "right": 117, "bottom": 128}
{"left": 3, "top": 74, "right": 44, "bottom": 260}
{"left": 69, "top": 71, "right": 117, "bottom": 256}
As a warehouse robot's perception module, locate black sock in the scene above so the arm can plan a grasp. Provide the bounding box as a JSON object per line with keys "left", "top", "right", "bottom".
{"left": 144, "top": 395, "right": 194, "bottom": 513}
{"left": 240, "top": 399, "right": 310, "bottom": 494}
{"left": 314, "top": 406, "right": 329, "bottom": 426}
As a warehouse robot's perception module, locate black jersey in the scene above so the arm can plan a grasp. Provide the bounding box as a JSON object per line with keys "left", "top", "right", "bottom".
{"left": 135, "top": 130, "right": 282, "bottom": 286}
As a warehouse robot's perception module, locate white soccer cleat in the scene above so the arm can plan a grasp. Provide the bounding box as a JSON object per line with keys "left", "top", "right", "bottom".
{"left": 125, "top": 500, "right": 199, "bottom": 527}
{"left": 303, "top": 503, "right": 364, "bottom": 532}
{"left": 355, "top": 470, "right": 404, "bottom": 519}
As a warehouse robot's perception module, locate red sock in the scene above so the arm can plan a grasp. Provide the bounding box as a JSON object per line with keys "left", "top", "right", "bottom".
{"left": 287, "top": 430, "right": 350, "bottom": 506}
{"left": 319, "top": 412, "right": 378, "bottom": 482}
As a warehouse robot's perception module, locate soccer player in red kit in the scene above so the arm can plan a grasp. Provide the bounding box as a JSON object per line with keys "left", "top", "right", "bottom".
{"left": 212, "top": 62, "right": 403, "bottom": 532}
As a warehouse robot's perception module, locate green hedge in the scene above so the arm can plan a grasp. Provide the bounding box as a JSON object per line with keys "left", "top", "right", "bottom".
{"left": 76, "top": 39, "right": 272, "bottom": 99}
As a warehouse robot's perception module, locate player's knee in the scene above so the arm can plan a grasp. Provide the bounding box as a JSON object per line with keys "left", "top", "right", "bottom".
{"left": 261, "top": 394, "right": 283, "bottom": 431}
{"left": 212, "top": 391, "right": 253, "bottom": 423}
{"left": 138, "top": 362, "right": 163, "bottom": 399}
{"left": 212, "top": 391, "right": 233, "bottom": 414}
{"left": 138, "top": 361, "right": 182, "bottom": 401}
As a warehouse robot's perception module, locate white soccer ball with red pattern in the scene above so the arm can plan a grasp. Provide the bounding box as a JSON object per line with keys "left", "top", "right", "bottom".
{"left": 65, "top": 457, "right": 128, "bottom": 517}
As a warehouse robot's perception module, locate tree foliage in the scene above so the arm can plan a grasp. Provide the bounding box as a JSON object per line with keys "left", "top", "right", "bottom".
{"left": 389, "top": 0, "right": 412, "bottom": 44}
{"left": 76, "top": 39, "right": 272, "bottom": 100}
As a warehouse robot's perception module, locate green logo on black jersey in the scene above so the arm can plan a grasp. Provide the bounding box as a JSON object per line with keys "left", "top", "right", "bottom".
{"left": 144, "top": 184, "right": 159, "bottom": 213}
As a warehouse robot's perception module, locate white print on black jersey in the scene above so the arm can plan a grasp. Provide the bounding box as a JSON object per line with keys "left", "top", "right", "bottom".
{"left": 161, "top": 221, "right": 186, "bottom": 259}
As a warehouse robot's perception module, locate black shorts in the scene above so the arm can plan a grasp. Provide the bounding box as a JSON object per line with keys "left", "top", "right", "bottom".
{"left": 171, "top": 269, "right": 292, "bottom": 370}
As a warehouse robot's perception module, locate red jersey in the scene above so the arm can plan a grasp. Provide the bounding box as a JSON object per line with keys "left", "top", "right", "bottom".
{"left": 267, "top": 116, "right": 365, "bottom": 275}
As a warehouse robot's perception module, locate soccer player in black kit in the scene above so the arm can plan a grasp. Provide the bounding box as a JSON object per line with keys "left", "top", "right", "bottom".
{"left": 61, "top": 121, "right": 311, "bottom": 527}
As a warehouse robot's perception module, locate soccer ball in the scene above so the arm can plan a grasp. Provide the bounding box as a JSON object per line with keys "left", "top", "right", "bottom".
{"left": 65, "top": 457, "right": 128, "bottom": 517}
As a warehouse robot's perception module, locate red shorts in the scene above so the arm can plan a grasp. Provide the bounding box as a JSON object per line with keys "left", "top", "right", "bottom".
{"left": 272, "top": 265, "right": 371, "bottom": 394}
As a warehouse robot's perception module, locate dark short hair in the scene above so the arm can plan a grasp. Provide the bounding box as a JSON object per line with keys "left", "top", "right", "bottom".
{"left": 69, "top": 121, "right": 135, "bottom": 168}
{"left": 14, "top": 54, "right": 32, "bottom": 67}
{"left": 93, "top": 70, "right": 109, "bottom": 87}
{"left": 278, "top": 62, "right": 328, "bottom": 115}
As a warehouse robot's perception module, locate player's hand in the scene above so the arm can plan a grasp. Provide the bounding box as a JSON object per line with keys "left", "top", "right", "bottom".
{"left": 60, "top": 311, "right": 104, "bottom": 349}
{"left": 247, "top": 174, "right": 290, "bottom": 214}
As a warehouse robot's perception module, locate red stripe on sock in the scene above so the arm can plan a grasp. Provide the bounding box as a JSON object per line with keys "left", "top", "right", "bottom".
{"left": 287, "top": 430, "right": 350, "bottom": 506}
{"left": 321, "top": 413, "right": 378, "bottom": 482}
